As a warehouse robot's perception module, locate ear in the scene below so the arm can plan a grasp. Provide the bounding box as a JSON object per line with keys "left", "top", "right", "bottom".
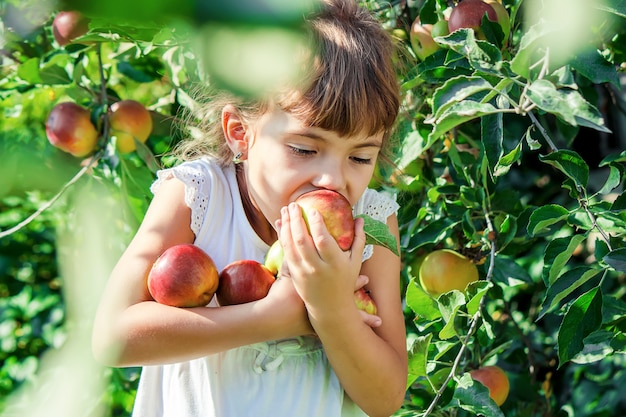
{"left": 222, "top": 104, "right": 248, "bottom": 156}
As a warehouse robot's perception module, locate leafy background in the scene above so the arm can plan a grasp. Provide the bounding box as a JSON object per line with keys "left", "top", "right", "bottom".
{"left": 1, "top": 0, "right": 625, "bottom": 416}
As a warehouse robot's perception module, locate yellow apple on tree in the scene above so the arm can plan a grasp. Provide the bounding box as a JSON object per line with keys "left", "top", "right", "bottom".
{"left": 109, "top": 99, "right": 153, "bottom": 153}
{"left": 409, "top": 17, "right": 439, "bottom": 61}
{"left": 418, "top": 248, "right": 479, "bottom": 296}
{"left": 45, "top": 102, "right": 98, "bottom": 157}
{"left": 147, "top": 244, "right": 219, "bottom": 308}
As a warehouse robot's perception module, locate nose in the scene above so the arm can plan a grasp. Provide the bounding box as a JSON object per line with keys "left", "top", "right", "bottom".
{"left": 312, "top": 158, "right": 346, "bottom": 192}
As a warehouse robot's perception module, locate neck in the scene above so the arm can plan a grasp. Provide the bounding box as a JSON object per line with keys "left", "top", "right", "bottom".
{"left": 235, "top": 165, "right": 277, "bottom": 245}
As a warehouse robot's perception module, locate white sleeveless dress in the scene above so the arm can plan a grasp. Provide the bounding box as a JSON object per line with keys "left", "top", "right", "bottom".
{"left": 132, "top": 157, "right": 399, "bottom": 417}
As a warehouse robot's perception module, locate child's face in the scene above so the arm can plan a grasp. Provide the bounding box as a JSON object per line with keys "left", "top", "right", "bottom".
{"left": 243, "top": 106, "right": 383, "bottom": 228}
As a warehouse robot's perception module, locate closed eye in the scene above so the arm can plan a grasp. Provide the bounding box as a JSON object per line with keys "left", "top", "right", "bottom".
{"left": 288, "top": 145, "right": 316, "bottom": 156}
{"left": 351, "top": 156, "right": 372, "bottom": 165}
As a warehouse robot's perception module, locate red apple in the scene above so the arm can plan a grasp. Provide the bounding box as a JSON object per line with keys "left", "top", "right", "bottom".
{"left": 45, "top": 102, "right": 98, "bottom": 157}
{"left": 147, "top": 244, "right": 219, "bottom": 308}
{"left": 216, "top": 260, "right": 276, "bottom": 306}
{"left": 52, "top": 11, "right": 89, "bottom": 46}
{"left": 354, "top": 287, "right": 377, "bottom": 315}
{"left": 448, "top": 0, "right": 498, "bottom": 34}
{"left": 109, "top": 100, "right": 153, "bottom": 153}
{"left": 295, "top": 189, "right": 355, "bottom": 251}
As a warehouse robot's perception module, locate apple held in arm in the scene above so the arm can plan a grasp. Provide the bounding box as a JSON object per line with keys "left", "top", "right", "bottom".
{"left": 147, "top": 244, "right": 220, "bottom": 308}
{"left": 216, "top": 260, "right": 276, "bottom": 306}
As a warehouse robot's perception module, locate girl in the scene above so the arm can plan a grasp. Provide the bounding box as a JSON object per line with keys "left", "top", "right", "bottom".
{"left": 92, "top": 1, "right": 407, "bottom": 416}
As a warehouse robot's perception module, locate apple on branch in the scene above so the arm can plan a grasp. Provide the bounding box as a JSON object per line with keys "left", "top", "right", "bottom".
{"left": 109, "top": 100, "right": 153, "bottom": 154}
{"left": 147, "top": 244, "right": 219, "bottom": 308}
{"left": 418, "top": 248, "right": 479, "bottom": 296}
{"left": 52, "top": 11, "right": 89, "bottom": 46}
{"left": 46, "top": 102, "right": 98, "bottom": 157}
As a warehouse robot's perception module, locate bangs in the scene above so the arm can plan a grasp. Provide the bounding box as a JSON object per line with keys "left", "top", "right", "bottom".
{"left": 278, "top": 1, "right": 399, "bottom": 138}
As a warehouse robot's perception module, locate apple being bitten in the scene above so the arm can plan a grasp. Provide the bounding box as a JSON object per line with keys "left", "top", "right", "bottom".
{"left": 147, "top": 244, "right": 219, "bottom": 308}
{"left": 216, "top": 260, "right": 276, "bottom": 306}
{"left": 295, "top": 189, "right": 355, "bottom": 250}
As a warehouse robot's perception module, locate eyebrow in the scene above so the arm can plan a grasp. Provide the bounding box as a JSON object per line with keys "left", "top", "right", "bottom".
{"left": 289, "top": 130, "right": 383, "bottom": 149}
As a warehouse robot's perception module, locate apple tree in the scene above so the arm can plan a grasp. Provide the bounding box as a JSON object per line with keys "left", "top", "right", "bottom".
{"left": 382, "top": 0, "right": 626, "bottom": 416}
{"left": 1, "top": 0, "right": 625, "bottom": 416}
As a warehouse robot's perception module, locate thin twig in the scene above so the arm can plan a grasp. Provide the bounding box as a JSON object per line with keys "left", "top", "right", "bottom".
{"left": 423, "top": 212, "right": 498, "bottom": 416}
{"left": 528, "top": 111, "right": 558, "bottom": 152}
{"left": 0, "top": 152, "right": 102, "bottom": 239}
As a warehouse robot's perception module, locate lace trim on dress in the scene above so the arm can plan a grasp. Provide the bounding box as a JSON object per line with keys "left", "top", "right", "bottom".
{"left": 359, "top": 190, "right": 399, "bottom": 262}
{"left": 150, "top": 165, "right": 210, "bottom": 236}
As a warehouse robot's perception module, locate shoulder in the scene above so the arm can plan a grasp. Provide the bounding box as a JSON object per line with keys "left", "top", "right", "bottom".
{"left": 150, "top": 158, "right": 236, "bottom": 237}
{"left": 150, "top": 157, "right": 230, "bottom": 195}
{"left": 353, "top": 188, "right": 399, "bottom": 222}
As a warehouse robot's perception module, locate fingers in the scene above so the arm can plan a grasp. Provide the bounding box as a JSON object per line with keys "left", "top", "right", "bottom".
{"left": 350, "top": 216, "right": 367, "bottom": 259}
{"left": 359, "top": 309, "right": 382, "bottom": 328}
{"left": 355, "top": 274, "right": 369, "bottom": 290}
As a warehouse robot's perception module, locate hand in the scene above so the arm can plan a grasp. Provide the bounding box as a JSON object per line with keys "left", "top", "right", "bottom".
{"left": 278, "top": 203, "right": 365, "bottom": 309}
{"left": 263, "top": 263, "right": 315, "bottom": 337}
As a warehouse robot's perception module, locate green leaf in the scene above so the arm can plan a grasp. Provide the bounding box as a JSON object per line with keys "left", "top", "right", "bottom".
{"left": 603, "top": 247, "right": 626, "bottom": 273}
{"left": 356, "top": 214, "right": 399, "bottom": 256}
{"left": 436, "top": 29, "right": 503, "bottom": 74}
{"left": 406, "top": 334, "right": 433, "bottom": 388}
{"left": 17, "top": 58, "right": 43, "bottom": 84}
{"left": 558, "top": 287, "right": 603, "bottom": 367}
{"left": 453, "top": 373, "right": 505, "bottom": 417}
{"left": 406, "top": 217, "right": 458, "bottom": 252}
{"left": 510, "top": 22, "right": 557, "bottom": 79}
{"left": 599, "top": 149, "right": 626, "bottom": 166}
{"left": 569, "top": 48, "right": 620, "bottom": 87}
{"left": 539, "top": 266, "right": 602, "bottom": 319}
{"left": 481, "top": 113, "right": 503, "bottom": 176}
{"left": 437, "top": 290, "right": 466, "bottom": 340}
{"left": 466, "top": 281, "right": 492, "bottom": 316}
{"left": 430, "top": 75, "right": 492, "bottom": 121}
{"left": 405, "top": 278, "right": 441, "bottom": 321}
{"left": 426, "top": 101, "right": 500, "bottom": 148}
{"left": 596, "top": 163, "right": 624, "bottom": 195}
{"left": 489, "top": 256, "right": 533, "bottom": 287}
{"left": 542, "top": 234, "right": 588, "bottom": 285}
{"left": 527, "top": 80, "right": 610, "bottom": 132}
{"left": 527, "top": 204, "right": 569, "bottom": 236}
{"left": 539, "top": 150, "right": 589, "bottom": 190}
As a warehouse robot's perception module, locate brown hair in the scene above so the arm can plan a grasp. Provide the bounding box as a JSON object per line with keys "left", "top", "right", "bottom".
{"left": 173, "top": 0, "right": 401, "bottom": 167}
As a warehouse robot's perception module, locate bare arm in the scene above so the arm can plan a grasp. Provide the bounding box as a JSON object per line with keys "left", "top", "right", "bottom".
{"left": 279, "top": 203, "right": 407, "bottom": 417}
{"left": 92, "top": 178, "right": 311, "bottom": 367}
